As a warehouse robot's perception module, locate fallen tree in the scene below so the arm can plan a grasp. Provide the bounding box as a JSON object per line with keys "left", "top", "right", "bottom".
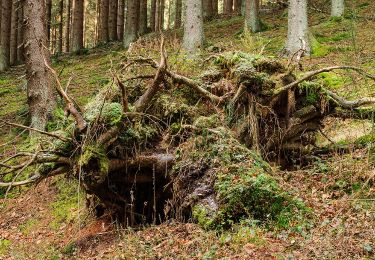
{"left": 1, "top": 40, "right": 374, "bottom": 227}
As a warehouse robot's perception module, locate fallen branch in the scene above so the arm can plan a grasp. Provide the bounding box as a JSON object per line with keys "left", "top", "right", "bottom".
{"left": 324, "top": 89, "right": 375, "bottom": 109}
{"left": 274, "top": 66, "right": 375, "bottom": 96}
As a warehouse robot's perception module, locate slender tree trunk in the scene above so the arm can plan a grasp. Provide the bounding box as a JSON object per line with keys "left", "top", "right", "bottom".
{"left": 10, "top": 0, "right": 18, "bottom": 65}
{"left": 245, "top": 0, "right": 260, "bottom": 32}
{"left": 155, "top": 0, "right": 164, "bottom": 31}
{"left": 0, "top": 0, "right": 12, "bottom": 71}
{"left": 109, "top": 0, "right": 118, "bottom": 40}
{"left": 139, "top": 0, "right": 148, "bottom": 35}
{"left": 174, "top": 0, "right": 182, "bottom": 29}
{"left": 123, "top": 0, "right": 138, "bottom": 48}
{"left": 58, "top": 0, "right": 64, "bottom": 53}
{"left": 117, "top": 0, "right": 125, "bottom": 39}
{"left": 46, "top": 0, "right": 52, "bottom": 45}
{"left": 331, "top": 0, "right": 344, "bottom": 17}
{"left": 65, "top": 0, "right": 72, "bottom": 52}
{"left": 224, "top": 0, "right": 233, "bottom": 15}
{"left": 17, "top": 3, "right": 25, "bottom": 63}
{"left": 203, "top": 0, "right": 213, "bottom": 21}
{"left": 98, "top": 0, "right": 109, "bottom": 42}
{"left": 212, "top": 0, "right": 218, "bottom": 17}
{"left": 150, "top": 0, "right": 156, "bottom": 31}
{"left": 23, "top": 0, "right": 56, "bottom": 130}
{"left": 286, "top": 0, "right": 310, "bottom": 55}
{"left": 72, "top": 0, "right": 84, "bottom": 52}
{"left": 183, "top": 0, "right": 204, "bottom": 54}
{"left": 233, "top": 0, "right": 242, "bottom": 14}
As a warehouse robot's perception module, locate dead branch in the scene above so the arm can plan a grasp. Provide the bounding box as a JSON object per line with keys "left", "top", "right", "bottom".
{"left": 1, "top": 121, "right": 72, "bottom": 142}
{"left": 274, "top": 66, "right": 375, "bottom": 96}
{"left": 323, "top": 89, "right": 375, "bottom": 109}
{"left": 115, "top": 76, "right": 129, "bottom": 113}
{"left": 109, "top": 154, "right": 175, "bottom": 173}
{"left": 44, "top": 58, "right": 87, "bottom": 132}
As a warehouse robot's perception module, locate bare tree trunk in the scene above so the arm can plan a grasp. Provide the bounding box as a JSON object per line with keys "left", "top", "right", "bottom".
{"left": 109, "top": 0, "right": 118, "bottom": 40}
{"left": 10, "top": 0, "right": 18, "bottom": 65}
{"left": 183, "top": 0, "right": 204, "bottom": 54}
{"left": 117, "top": 0, "right": 125, "bottom": 39}
{"left": 233, "top": 0, "right": 242, "bottom": 14}
{"left": 245, "top": 0, "right": 260, "bottom": 32}
{"left": 123, "top": 0, "right": 138, "bottom": 48}
{"left": 0, "top": 0, "right": 11, "bottom": 71}
{"left": 139, "top": 0, "right": 147, "bottom": 35}
{"left": 151, "top": 0, "right": 156, "bottom": 31}
{"left": 203, "top": 0, "right": 213, "bottom": 21}
{"left": 331, "top": 0, "right": 344, "bottom": 17}
{"left": 98, "top": 0, "right": 109, "bottom": 42}
{"left": 155, "top": 0, "right": 164, "bottom": 31}
{"left": 46, "top": 0, "right": 52, "bottom": 48}
{"left": 224, "top": 0, "right": 233, "bottom": 15}
{"left": 58, "top": 0, "right": 64, "bottom": 53}
{"left": 286, "top": 0, "right": 310, "bottom": 55}
{"left": 17, "top": 3, "right": 25, "bottom": 63}
{"left": 174, "top": 0, "right": 181, "bottom": 29}
{"left": 212, "top": 0, "right": 218, "bottom": 17}
{"left": 23, "top": 0, "right": 56, "bottom": 130}
{"left": 72, "top": 0, "right": 84, "bottom": 52}
{"left": 65, "top": 0, "right": 72, "bottom": 52}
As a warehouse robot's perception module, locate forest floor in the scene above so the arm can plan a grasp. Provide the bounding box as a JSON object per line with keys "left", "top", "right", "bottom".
{"left": 0, "top": 1, "right": 374, "bottom": 259}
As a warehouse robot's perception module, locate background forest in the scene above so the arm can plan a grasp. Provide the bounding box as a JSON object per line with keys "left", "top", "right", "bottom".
{"left": 0, "top": 0, "right": 374, "bottom": 259}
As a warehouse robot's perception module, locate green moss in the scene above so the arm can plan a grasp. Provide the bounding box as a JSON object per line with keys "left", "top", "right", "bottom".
{"left": 0, "top": 239, "right": 11, "bottom": 255}
{"left": 311, "top": 36, "right": 330, "bottom": 57}
{"left": 318, "top": 72, "right": 347, "bottom": 89}
{"left": 192, "top": 205, "right": 215, "bottom": 230}
{"left": 355, "top": 132, "right": 375, "bottom": 146}
{"left": 19, "top": 218, "right": 39, "bottom": 235}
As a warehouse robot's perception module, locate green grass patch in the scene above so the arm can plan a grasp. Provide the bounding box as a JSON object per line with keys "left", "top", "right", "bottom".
{"left": 0, "top": 239, "right": 11, "bottom": 255}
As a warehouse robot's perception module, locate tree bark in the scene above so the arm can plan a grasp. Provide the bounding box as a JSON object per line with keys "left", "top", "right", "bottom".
{"left": 150, "top": 0, "right": 156, "bottom": 31}
{"left": 71, "top": 0, "right": 84, "bottom": 52}
{"left": 233, "top": 0, "right": 242, "bottom": 14}
{"left": 212, "top": 0, "right": 218, "bottom": 17}
{"left": 58, "top": 0, "right": 64, "bottom": 53}
{"left": 155, "top": 0, "right": 164, "bottom": 31}
{"left": 183, "top": 0, "right": 204, "bottom": 54}
{"left": 23, "top": 0, "right": 56, "bottom": 130}
{"left": 46, "top": 0, "right": 52, "bottom": 45}
{"left": 0, "top": 0, "right": 11, "bottom": 71}
{"left": 117, "top": 0, "right": 125, "bottom": 40}
{"left": 98, "top": 0, "right": 109, "bottom": 43}
{"left": 109, "top": 0, "right": 118, "bottom": 41}
{"left": 174, "top": 0, "right": 182, "bottom": 29}
{"left": 224, "top": 0, "right": 233, "bottom": 15}
{"left": 139, "top": 0, "right": 148, "bottom": 35}
{"left": 331, "top": 0, "right": 344, "bottom": 17}
{"left": 65, "top": 0, "right": 72, "bottom": 52}
{"left": 286, "top": 0, "right": 310, "bottom": 55}
{"left": 10, "top": 0, "right": 18, "bottom": 65}
{"left": 123, "top": 0, "right": 138, "bottom": 48}
{"left": 17, "top": 3, "right": 25, "bottom": 63}
{"left": 203, "top": 0, "right": 213, "bottom": 21}
{"left": 245, "top": 0, "right": 260, "bottom": 32}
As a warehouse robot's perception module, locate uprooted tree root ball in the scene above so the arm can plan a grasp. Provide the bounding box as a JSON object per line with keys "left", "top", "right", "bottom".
{"left": 1, "top": 40, "right": 374, "bottom": 229}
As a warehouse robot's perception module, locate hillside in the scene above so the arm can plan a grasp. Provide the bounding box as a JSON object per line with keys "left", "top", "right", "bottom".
{"left": 0, "top": 1, "right": 374, "bottom": 259}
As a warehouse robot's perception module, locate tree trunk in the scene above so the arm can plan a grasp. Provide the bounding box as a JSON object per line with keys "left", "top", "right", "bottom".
{"left": 331, "top": 0, "right": 344, "bottom": 17}
{"left": 10, "top": 0, "right": 18, "bottom": 65}
{"left": 72, "top": 0, "right": 84, "bottom": 52}
{"left": 123, "top": 0, "right": 138, "bottom": 48}
{"left": 233, "top": 0, "right": 242, "bottom": 14}
{"left": 58, "top": 0, "right": 64, "bottom": 53}
{"left": 109, "top": 0, "right": 118, "bottom": 41}
{"left": 286, "top": 0, "right": 310, "bottom": 55}
{"left": 139, "top": 0, "right": 148, "bottom": 35}
{"left": 0, "top": 0, "right": 11, "bottom": 71}
{"left": 98, "top": 0, "right": 109, "bottom": 43}
{"left": 155, "top": 0, "right": 164, "bottom": 31}
{"left": 183, "top": 0, "right": 204, "bottom": 54}
{"left": 224, "top": 0, "right": 233, "bottom": 15}
{"left": 65, "top": 0, "right": 72, "bottom": 52}
{"left": 46, "top": 0, "right": 52, "bottom": 46}
{"left": 117, "top": 0, "right": 125, "bottom": 39}
{"left": 23, "top": 0, "right": 56, "bottom": 130}
{"left": 212, "top": 0, "right": 218, "bottom": 17}
{"left": 203, "top": 0, "right": 213, "bottom": 21}
{"left": 17, "top": 3, "right": 25, "bottom": 63}
{"left": 150, "top": 0, "right": 156, "bottom": 31}
{"left": 245, "top": 0, "right": 260, "bottom": 32}
{"left": 174, "top": 0, "right": 182, "bottom": 29}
